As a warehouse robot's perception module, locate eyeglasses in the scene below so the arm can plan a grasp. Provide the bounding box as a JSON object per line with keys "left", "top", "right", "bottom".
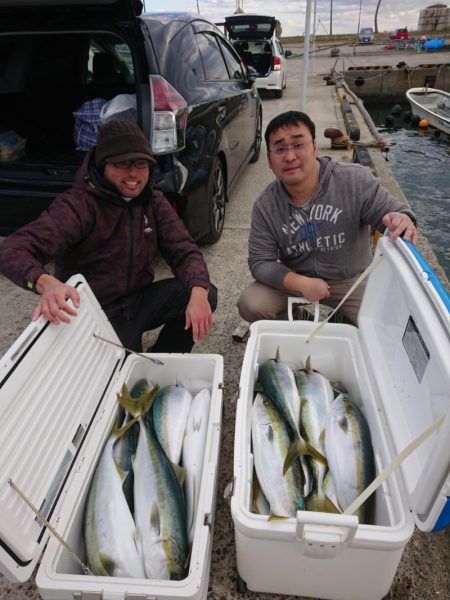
{"left": 269, "top": 141, "right": 313, "bottom": 157}
{"left": 110, "top": 159, "right": 150, "bottom": 169}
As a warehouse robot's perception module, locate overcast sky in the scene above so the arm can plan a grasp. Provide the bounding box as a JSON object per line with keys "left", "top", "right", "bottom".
{"left": 144, "top": 1, "right": 445, "bottom": 37}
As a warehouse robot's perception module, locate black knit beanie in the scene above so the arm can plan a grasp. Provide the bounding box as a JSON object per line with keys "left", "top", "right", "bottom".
{"left": 94, "top": 119, "right": 155, "bottom": 168}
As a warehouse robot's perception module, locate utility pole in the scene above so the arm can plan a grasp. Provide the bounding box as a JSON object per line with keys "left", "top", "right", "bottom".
{"left": 330, "top": 0, "right": 333, "bottom": 36}
{"left": 374, "top": 0, "right": 382, "bottom": 34}
{"left": 300, "top": 0, "right": 313, "bottom": 111}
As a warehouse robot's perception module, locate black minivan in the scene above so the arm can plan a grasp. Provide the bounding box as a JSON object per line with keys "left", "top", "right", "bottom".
{"left": 0, "top": 0, "right": 262, "bottom": 243}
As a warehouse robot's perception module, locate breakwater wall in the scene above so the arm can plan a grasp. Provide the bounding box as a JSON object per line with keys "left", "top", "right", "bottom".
{"left": 344, "top": 63, "right": 450, "bottom": 102}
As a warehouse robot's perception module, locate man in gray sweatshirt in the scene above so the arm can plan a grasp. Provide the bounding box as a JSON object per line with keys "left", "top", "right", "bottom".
{"left": 238, "top": 110, "right": 417, "bottom": 325}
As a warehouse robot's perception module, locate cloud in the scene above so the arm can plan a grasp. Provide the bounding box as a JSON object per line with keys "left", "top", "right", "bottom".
{"left": 146, "top": 1, "right": 446, "bottom": 37}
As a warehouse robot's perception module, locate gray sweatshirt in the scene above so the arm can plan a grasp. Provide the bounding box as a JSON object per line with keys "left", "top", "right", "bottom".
{"left": 249, "top": 156, "right": 416, "bottom": 289}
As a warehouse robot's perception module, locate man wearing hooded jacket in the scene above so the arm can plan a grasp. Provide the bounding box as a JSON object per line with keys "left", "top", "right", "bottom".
{"left": 0, "top": 120, "right": 217, "bottom": 352}
{"left": 238, "top": 110, "right": 417, "bottom": 325}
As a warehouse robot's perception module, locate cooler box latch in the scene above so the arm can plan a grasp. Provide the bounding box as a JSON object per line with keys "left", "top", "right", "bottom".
{"left": 296, "top": 511, "right": 359, "bottom": 558}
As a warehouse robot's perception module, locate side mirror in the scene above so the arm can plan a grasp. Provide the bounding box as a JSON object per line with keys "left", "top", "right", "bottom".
{"left": 284, "top": 49, "right": 292, "bottom": 58}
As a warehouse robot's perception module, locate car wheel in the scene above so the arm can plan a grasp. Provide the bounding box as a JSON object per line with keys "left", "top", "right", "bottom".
{"left": 274, "top": 88, "right": 283, "bottom": 98}
{"left": 200, "top": 158, "right": 226, "bottom": 244}
{"left": 249, "top": 110, "right": 262, "bottom": 163}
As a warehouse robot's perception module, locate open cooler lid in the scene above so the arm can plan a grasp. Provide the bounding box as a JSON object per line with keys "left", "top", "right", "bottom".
{"left": 0, "top": 274, "right": 125, "bottom": 583}
{"left": 358, "top": 236, "right": 450, "bottom": 532}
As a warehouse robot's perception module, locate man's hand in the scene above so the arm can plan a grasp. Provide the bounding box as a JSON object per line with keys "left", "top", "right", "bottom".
{"left": 382, "top": 212, "right": 417, "bottom": 244}
{"left": 185, "top": 286, "right": 213, "bottom": 343}
{"left": 283, "top": 272, "right": 330, "bottom": 302}
{"left": 33, "top": 274, "right": 80, "bottom": 324}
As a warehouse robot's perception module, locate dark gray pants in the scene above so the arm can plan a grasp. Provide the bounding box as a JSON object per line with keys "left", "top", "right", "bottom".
{"left": 110, "top": 278, "right": 217, "bottom": 353}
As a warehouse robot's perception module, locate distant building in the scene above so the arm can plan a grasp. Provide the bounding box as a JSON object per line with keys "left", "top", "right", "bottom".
{"left": 418, "top": 3, "right": 450, "bottom": 31}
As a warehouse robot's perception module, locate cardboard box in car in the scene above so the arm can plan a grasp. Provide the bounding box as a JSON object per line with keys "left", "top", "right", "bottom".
{"left": 231, "top": 236, "right": 450, "bottom": 600}
{"left": 0, "top": 274, "right": 223, "bottom": 600}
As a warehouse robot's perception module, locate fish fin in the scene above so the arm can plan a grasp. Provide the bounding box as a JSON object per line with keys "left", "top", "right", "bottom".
{"left": 149, "top": 502, "right": 161, "bottom": 535}
{"left": 305, "top": 355, "right": 313, "bottom": 374}
{"left": 283, "top": 441, "right": 300, "bottom": 475}
{"left": 116, "top": 383, "right": 159, "bottom": 418}
{"left": 267, "top": 514, "right": 290, "bottom": 521}
{"left": 283, "top": 437, "right": 326, "bottom": 476}
{"left": 171, "top": 461, "right": 186, "bottom": 488}
{"left": 324, "top": 495, "right": 342, "bottom": 514}
{"left": 113, "top": 414, "right": 140, "bottom": 439}
{"left": 275, "top": 346, "right": 281, "bottom": 362}
{"left": 302, "top": 439, "right": 327, "bottom": 464}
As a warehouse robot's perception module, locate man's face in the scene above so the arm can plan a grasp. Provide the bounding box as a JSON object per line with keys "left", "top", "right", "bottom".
{"left": 104, "top": 161, "right": 149, "bottom": 198}
{"left": 267, "top": 122, "right": 317, "bottom": 188}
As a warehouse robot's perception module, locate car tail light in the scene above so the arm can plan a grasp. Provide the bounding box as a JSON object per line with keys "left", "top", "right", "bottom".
{"left": 272, "top": 56, "right": 281, "bottom": 71}
{"left": 149, "top": 75, "right": 188, "bottom": 154}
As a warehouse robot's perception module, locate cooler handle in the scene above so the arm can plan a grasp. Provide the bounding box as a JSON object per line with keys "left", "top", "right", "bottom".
{"left": 287, "top": 297, "right": 320, "bottom": 322}
{"left": 296, "top": 511, "right": 359, "bottom": 556}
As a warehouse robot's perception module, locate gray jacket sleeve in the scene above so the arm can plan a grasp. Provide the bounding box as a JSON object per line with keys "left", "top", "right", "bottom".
{"left": 248, "top": 197, "right": 292, "bottom": 290}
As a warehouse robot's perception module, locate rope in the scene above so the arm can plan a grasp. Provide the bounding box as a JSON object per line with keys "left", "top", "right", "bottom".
{"left": 8, "top": 478, "right": 94, "bottom": 576}
{"left": 93, "top": 333, "right": 164, "bottom": 366}
{"left": 324, "top": 127, "right": 389, "bottom": 151}
{"left": 305, "top": 253, "right": 385, "bottom": 344}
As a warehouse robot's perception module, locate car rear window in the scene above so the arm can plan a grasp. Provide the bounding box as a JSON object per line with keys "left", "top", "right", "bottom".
{"left": 228, "top": 22, "right": 272, "bottom": 35}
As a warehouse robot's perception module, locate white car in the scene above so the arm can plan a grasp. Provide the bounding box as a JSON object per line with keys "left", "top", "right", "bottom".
{"left": 223, "top": 14, "right": 291, "bottom": 98}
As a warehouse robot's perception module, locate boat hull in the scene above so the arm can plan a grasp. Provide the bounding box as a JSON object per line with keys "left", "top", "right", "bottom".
{"left": 406, "top": 87, "right": 450, "bottom": 135}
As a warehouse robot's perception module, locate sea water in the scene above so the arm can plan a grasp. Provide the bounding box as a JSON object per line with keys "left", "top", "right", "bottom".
{"left": 366, "top": 102, "right": 450, "bottom": 281}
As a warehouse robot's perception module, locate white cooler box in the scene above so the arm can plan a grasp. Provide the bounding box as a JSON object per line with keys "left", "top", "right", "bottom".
{"left": 231, "top": 236, "right": 450, "bottom": 600}
{"left": 0, "top": 274, "right": 224, "bottom": 600}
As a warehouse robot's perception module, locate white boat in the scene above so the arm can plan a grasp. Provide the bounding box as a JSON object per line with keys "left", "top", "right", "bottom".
{"left": 406, "top": 87, "right": 450, "bottom": 135}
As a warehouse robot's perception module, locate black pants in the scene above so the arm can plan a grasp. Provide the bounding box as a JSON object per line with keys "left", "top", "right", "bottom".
{"left": 109, "top": 278, "right": 218, "bottom": 353}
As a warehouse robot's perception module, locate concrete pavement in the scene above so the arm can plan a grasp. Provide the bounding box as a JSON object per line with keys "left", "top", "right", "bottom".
{"left": 0, "top": 46, "right": 449, "bottom": 600}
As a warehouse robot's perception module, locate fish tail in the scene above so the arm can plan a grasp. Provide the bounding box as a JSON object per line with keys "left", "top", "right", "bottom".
{"left": 283, "top": 437, "right": 327, "bottom": 475}
{"left": 116, "top": 383, "right": 159, "bottom": 418}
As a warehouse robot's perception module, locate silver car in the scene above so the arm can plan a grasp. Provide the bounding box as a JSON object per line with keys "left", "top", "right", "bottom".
{"left": 222, "top": 14, "right": 291, "bottom": 98}
{"left": 359, "top": 27, "right": 374, "bottom": 44}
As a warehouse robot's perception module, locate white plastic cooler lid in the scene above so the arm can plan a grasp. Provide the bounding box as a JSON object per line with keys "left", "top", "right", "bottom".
{"left": 0, "top": 274, "right": 125, "bottom": 582}
{"left": 357, "top": 236, "right": 450, "bottom": 532}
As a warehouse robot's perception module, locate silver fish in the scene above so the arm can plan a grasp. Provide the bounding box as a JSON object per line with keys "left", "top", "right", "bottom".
{"left": 251, "top": 392, "right": 305, "bottom": 517}
{"left": 296, "top": 357, "right": 334, "bottom": 511}
{"left": 84, "top": 420, "right": 145, "bottom": 578}
{"left": 324, "top": 393, "right": 375, "bottom": 523}
{"left": 153, "top": 384, "right": 192, "bottom": 465}
{"left": 134, "top": 413, "right": 189, "bottom": 580}
{"left": 258, "top": 355, "right": 326, "bottom": 474}
{"left": 181, "top": 388, "right": 211, "bottom": 544}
